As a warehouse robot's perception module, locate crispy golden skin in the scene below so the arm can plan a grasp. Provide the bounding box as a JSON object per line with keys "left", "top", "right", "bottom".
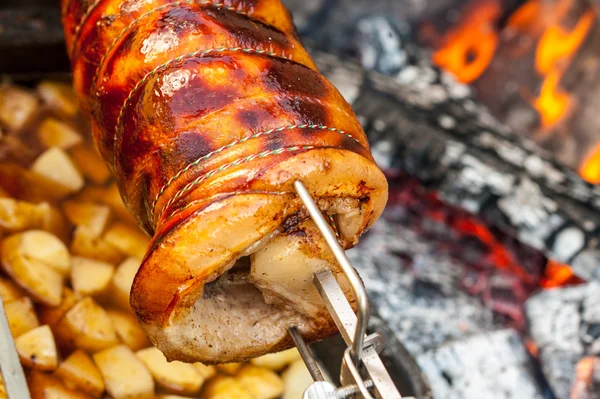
{"left": 62, "top": 0, "right": 388, "bottom": 363}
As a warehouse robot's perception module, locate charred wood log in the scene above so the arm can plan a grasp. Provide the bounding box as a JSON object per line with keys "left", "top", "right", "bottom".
{"left": 416, "top": 329, "right": 546, "bottom": 399}
{"left": 313, "top": 51, "right": 600, "bottom": 282}
{"left": 525, "top": 282, "right": 600, "bottom": 398}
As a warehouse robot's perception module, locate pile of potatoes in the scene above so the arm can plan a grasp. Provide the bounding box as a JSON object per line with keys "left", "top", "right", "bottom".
{"left": 0, "top": 81, "right": 313, "bottom": 399}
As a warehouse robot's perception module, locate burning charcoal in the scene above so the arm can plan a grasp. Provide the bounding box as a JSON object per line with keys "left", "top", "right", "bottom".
{"left": 416, "top": 329, "right": 545, "bottom": 399}
{"left": 313, "top": 51, "right": 600, "bottom": 283}
{"left": 353, "top": 15, "right": 410, "bottom": 75}
{"left": 348, "top": 213, "right": 503, "bottom": 356}
{"left": 571, "top": 357, "right": 600, "bottom": 399}
{"left": 525, "top": 282, "right": 600, "bottom": 399}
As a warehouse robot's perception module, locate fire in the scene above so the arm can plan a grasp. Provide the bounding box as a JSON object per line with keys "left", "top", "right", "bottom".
{"left": 580, "top": 144, "right": 600, "bottom": 184}
{"left": 541, "top": 260, "right": 583, "bottom": 288}
{"left": 532, "top": 4, "right": 594, "bottom": 129}
{"left": 533, "top": 69, "right": 570, "bottom": 128}
{"left": 429, "top": 1, "right": 502, "bottom": 83}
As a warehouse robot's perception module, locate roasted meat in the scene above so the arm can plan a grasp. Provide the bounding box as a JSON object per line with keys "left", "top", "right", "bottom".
{"left": 61, "top": 0, "right": 388, "bottom": 363}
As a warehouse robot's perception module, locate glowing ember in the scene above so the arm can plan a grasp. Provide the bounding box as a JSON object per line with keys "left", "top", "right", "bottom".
{"left": 541, "top": 260, "right": 583, "bottom": 288}
{"left": 429, "top": 1, "right": 501, "bottom": 83}
{"left": 580, "top": 144, "right": 600, "bottom": 184}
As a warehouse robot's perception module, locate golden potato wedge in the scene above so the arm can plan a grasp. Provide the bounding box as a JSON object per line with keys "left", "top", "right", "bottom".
{"left": 38, "top": 118, "right": 82, "bottom": 149}
{"left": 38, "top": 287, "right": 79, "bottom": 328}
{"left": 106, "top": 309, "right": 149, "bottom": 351}
{"left": 282, "top": 360, "right": 313, "bottom": 399}
{"left": 236, "top": 365, "right": 284, "bottom": 399}
{"left": 69, "top": 145, "right": 111, "bottom": 185}
{"left": 136, "top": 347, "right": 204, "bottom": 395}
{"left": 0, "top": 84, "right": 39, "bottom": 131}
{"left": 216, "top": 363, "right": 243, "bottom": 375}
{"left": 19, "top": 230, "right": 71, "bottom": 276}
{"left": 0, "top": 164, "right": 72, "bottom": 203}
{"left": 0, "top": 198, "right": 47, "bottom": 233}
{"left": 251, "top": 348, "right": 302, "bottom": 371}
{"left": 55, "top": 350, "right": 105, "bottom": 398}
{"left": 62, "top": 201, "right": 111, "bottom": 238}
{"left": 1, "top": 233, "right": 64, "bottom": 306}
{"left": 0, "top": 276, "right": 25, "bottom": 302}
{"left": 93, "top": 345, "right": 154, "bottom": 399}
{"left": 28, "top": 370, "right": 92, "bottom": 399}
{"left": 15, "top": 325, "right": 58, "bottom": 371}
{"left": 54, "top": 297, "right": 119, "bottom": 353}
{"left": 104, "top": 223, "right": 149, "bottom": 259}
{"left": 37, "top": 81, "right": 78, "bottom": 117}
{"left": 75, "top": 183, "right": 137, "bottom": 225}
{"left": 110, "top": 257, "right": 141, "bottom": 310}
{"left": 4, "top": 296, "right": 39, "bottom": 337}
{"left": 71, "top": 257, "right": 114, "bottom": 297}
{"left": 201, "top": 376, "right": 253, "bottom": 399}
{"left": 31, "top": 148, "right": 84, "bottom": 195}
{"left": 70, "top": 225, "right": 125, "bottom": 265}
{"left": 193, "top": 363, "right": 217, "bottom": 380}
{"left": 155, "top": 395, "right": 192, "bottom": 399}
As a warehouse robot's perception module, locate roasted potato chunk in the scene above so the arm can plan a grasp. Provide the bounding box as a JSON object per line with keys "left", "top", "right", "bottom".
{"left": 0, "top": 276, "right": 25, "bottom": 302}
{"left": 282, "top": 360, "right": 314, "bottom": 399}
{"left": 71, "top": 257, "right": 114, "bottom": 297}
{"left": 0, "top": 84, "right": 39, "bottom": 131}
{"left": 4, "top": 296, "right": 39, "bottom": 337}
{"left": 55, "top": 350, "right": 105, "bottom": 398}
{"left": 216, "top": 363, "right": 243, "bottom": 375}
{"left": 236, "top": 365, "right": 284, "bottom": 399}
{"left": 31, "top": 148, "right": 84, "bottom": 196}
{"left": 15, "top": 325, "right": 58, "bottom": 371}
{"left": 38, "top": 287, "right": 79, "bottom": 328}
{"left": 193, "top": 363, "right": 217, "bottom": 380}
{"left": 1, "top": 232, "right": 65, "bottom": 306}
{"left": 106, "top": 309, "right": 149, "bottom": 351}
{"left": 70, "top": 225, "right": 125, "bottom": 265}
{"left": 38, "top": 118, "right": 82, "bottom": 149}
{"left": 110, "top": 257, "right": 141, "bottom": 310}
{"left": 28, "top": 370, "right": 92, "bottom": 399}
{"left": 136, "top": 347, "right": 204, "bottom": 395}
{"left": 251, "top": 348, "right": 302, "bottom": 371}
{"left": 37, "top": 81, "right": 78, "bottom": 117}
{"left": 201, "top": 376, "right": 253, "bottom": 399}
{"left": 62, "top": 201, "right": 111, "bottom": 238}
{"left": 19, "top": 230, "right": 71, "bottom": 275}
{"left": 54, "top": 297, "right": 119, "bottom": 353}
{"left": 93, "top": 345, "right": 154, "bottom": 399}
{"left": 103, "top": 223, "right": 149, "bottom": 259}
{"left": 0, "top": 374, "right": 6, "bottom": 399}
{"left": 69, "top": 145, "right": 111, "bottom": 185}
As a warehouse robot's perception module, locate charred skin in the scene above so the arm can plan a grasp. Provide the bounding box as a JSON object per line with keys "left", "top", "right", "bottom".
{"left": 62, "top": 0, "right": 388, "bottom": 363}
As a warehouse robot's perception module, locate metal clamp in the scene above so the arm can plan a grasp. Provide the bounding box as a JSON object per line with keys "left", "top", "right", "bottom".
{"left": 291, "top": 181, "right": 402, "bottom": 399}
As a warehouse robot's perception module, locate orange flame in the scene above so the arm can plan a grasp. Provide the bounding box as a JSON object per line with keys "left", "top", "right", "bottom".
{"left": 580, "top": 144, "right": 600, "bottom": 184}
{"left": 541, "top": 260, "right": 583, "bottom": 288}
{"left": 431, "top": 1, "right": 501, "bottom": 83}
{"left": 533, "top": 6, "right": 594, "bottom": 129}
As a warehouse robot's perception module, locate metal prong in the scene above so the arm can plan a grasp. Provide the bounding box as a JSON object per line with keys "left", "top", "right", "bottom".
{"left": 289, "top": 327, "right": 325, "bottom": 382}
{"left": 294, "top": 180, "right": 369, "bottom": 364}
{"left": 315, "top": 270, "right": 401, "bottom": 399}
{"left": 0, "top": 297, "right": 31, "bottom": 399}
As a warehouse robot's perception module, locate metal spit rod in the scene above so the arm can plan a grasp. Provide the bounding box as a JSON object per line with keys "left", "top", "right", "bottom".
{"left": 291, "top": 181, "right": 403, "bottom": 399}
{"left": 0, "top": 297, "right": 31, "bottom": 399}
